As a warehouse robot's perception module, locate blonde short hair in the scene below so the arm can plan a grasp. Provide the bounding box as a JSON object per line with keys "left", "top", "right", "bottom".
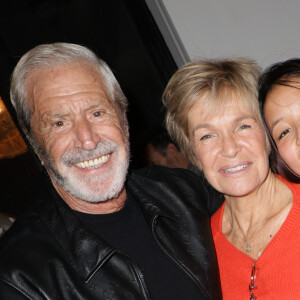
{"left": 162, "top": 58, "right": 261, "bottom": 164}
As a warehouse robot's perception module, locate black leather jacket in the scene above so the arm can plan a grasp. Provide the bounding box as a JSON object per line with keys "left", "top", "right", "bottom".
{"left": 0, "top": 166, "right": 223, "bottom": 299}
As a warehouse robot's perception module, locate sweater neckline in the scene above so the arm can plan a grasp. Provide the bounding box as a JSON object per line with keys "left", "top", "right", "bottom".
{"left": 214, "top": 175, "right": 300, "bottom": 265}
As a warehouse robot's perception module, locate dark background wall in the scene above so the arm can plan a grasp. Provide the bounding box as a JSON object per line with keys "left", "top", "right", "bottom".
{"left": 0, "top": 0, "right": 177, "bottom": 215}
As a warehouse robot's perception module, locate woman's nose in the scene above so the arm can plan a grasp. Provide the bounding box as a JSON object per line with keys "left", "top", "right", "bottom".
{"left": 220, "top": 135, "right": 241, "bottom": 158}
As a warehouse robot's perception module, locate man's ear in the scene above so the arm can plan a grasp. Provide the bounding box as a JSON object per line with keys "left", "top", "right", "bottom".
{"left": 166, "top": 143, "right": 178, "bottom": 155}
{"left": 122, "top": 124, "right": 129, "bottom": 140}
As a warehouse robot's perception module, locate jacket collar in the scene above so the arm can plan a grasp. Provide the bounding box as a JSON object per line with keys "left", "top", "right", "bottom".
{"left": 36, "top": 176, "right": 117, "bottom": 283}
{"left": 34, "top": 167, "right": 221, "bottom": 299}
{"left": 35, "top": 173, "right": 168, "bottom": 284}
{"left": 127, "top": 167, "right": 222, "bottom": 299}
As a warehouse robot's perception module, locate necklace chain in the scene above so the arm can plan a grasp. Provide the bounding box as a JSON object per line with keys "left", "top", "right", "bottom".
{"left": 225, "top": 200, "right": 288, "bottom": 259}
{"left": 225, "top": 196, "right": 275, "bottom": 259}
{"left": 228, "top": 215, "right": 264, "bottom": 258}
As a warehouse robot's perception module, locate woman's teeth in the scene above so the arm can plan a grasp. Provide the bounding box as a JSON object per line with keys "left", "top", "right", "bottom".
{"left": 224, "top": 164, "right": 247, "bottom": 173}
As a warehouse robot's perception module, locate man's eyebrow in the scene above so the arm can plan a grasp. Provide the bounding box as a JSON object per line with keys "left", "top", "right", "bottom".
{"left": 40, "top": 99, "right": 109, "bottom": 119}
{"left": 41, "top": 112, "right": 69, "bottom": 120}
{"left": 84, "top": 98, "right": 112, "bottom": 111}
{"left": 85, "top": 103, "right": 103, "bottom": 111}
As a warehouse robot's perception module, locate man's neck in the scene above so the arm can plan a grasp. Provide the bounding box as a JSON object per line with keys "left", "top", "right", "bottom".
{"left": 53, "top": 182, "right": 127, "bottom": 214}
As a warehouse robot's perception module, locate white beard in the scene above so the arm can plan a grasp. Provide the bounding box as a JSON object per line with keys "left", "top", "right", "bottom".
{"left": 45, "top": 139, "right": 130, "bottom": 203}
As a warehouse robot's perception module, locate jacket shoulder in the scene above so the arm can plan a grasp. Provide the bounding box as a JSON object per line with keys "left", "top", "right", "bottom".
{"left": 128, "top": 166, "right": 223, "bottom": 299}
{"left": 128, "top": 166, "right": 209, "bottom": 213}
{"left": 131, "top": 165, "right": 205, "bottom": 188}
{"left": 129, "top": 166, "right": 223, "bottom": 216}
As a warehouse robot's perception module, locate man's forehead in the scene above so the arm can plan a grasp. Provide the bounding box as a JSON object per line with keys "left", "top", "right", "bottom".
{"left": 26, "top": 61, "right": 103, "bottom": 87}
{"left": 25, "top": 62, "right": 109, "bottom": 106}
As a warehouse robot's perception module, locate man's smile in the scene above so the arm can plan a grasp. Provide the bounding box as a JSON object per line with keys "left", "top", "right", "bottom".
{"left": 75, "top": 154, "right": 110, "bottom": 169}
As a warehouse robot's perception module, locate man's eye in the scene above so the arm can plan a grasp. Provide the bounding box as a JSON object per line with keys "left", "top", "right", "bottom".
{"left": 54, "top": 121, "right": 64, "bottom": 127}
{"left": 278, "top": 128, "right": 291, "bottom": 140}
{"left": 93, "top": 111, "right": 103, "bottom": 117}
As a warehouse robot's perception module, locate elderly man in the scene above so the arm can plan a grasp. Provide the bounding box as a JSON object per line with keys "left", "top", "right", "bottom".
{"left": 0, "top": 43, "right": 222, "bottom": 299}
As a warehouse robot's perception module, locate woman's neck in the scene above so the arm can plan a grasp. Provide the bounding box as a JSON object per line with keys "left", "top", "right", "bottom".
{"left": 224, "top": 171, "right": 276, "bottom": 232}
{"left": 222, "top": 171, "right": 293, "bottom": 259}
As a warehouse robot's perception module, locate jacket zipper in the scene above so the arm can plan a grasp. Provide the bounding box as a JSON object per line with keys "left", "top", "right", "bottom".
{"left": 119, "top": 251, "right": 152, "bottom": 300}
{"left": 87, "top": 249, "right": 152, "bottom": 299}
{"left": 150, "top": 214, "right": 211, "bottom": 299}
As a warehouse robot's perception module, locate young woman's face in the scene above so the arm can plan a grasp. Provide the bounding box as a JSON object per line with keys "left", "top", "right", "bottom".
{"left": 264, "top": 81, "right": 300, "bottom": 175}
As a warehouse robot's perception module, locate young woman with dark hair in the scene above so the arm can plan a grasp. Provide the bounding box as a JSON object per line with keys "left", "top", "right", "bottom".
{"left": 258, "top": 59, "right": 300, "bottom": 183}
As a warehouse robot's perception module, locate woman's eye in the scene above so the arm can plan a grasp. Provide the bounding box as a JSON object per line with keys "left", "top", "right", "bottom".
{"left": 239, "top": 124, "right": 251, "bottom": 130}
{"left": 200, "top": 134, "right": 212, "bottom": 141}
{"left": 278, "top": 128, "right": 291, "bottom": 140}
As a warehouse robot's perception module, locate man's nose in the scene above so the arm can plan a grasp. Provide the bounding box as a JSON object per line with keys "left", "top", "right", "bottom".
{"left": 73, "top": 118, "right": 99, "bottom": 150}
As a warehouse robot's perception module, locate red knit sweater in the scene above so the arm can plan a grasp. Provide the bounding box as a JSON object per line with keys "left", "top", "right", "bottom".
{"left": 210, "top": 176, "right": 300, "bottom": 299}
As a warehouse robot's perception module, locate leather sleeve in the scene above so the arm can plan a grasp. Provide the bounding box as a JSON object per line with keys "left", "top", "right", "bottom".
{"left": 200, "top": 176, "right": 224, "bottom": 216}
{"left": 128, "top": 165, "right": 223, "bottom": 299}
{"left": 0, "top": 281, "right": 30, "bottom": 300}
{"left": 131, "top": 165, "right": 224, "bottom": 216}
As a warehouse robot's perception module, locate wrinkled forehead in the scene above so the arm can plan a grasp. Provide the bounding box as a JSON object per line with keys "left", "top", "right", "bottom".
{"left": 26, "top": 61, "right": 101, "bottom": 88}
{"left": 25, "top": 61, "right": 112, "bottom": 109}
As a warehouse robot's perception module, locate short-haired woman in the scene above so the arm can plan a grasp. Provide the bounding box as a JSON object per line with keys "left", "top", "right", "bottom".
{"left": 163, "top": 58, "right": 300, "bottom": 299}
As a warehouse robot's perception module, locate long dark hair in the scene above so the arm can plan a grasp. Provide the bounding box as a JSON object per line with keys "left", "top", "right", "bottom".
{"left": 258, "top": 58, "right": 300, "bottom": 183}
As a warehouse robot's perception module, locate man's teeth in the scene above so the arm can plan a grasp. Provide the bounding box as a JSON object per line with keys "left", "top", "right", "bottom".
{"left": 75, "top": 154, "right": 110, "bottom": 169}
{"left": 224, "top": 164, "right": 247, "bottom": 173}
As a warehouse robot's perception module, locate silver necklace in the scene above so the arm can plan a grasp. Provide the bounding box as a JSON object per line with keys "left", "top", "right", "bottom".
{"left": 225, "top": 203, "right": 272, "bottom": 258}
{"left": 229, "top": 219, "right": 263, "bottom": 258}
{"left": 226, "top": 200, "right": 288, "bottom": 258}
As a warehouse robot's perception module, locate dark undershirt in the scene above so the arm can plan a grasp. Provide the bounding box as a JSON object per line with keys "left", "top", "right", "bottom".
{"left": 75, "top": 191, "right": 202, "bottom": 300}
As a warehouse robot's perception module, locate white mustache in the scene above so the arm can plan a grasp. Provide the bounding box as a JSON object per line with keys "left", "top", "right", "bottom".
{"left": 61, "top": 140, "right": 118, "bottom": 165}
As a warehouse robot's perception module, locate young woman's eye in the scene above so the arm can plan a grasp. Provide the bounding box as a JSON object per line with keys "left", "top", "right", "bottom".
{"left": 278, "top": 128, "right": 291, "bottom": 140}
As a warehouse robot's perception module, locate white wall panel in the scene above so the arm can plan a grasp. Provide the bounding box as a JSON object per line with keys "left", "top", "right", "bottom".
{"left": 159, "top": 0, "right": 300, "bottom": 68}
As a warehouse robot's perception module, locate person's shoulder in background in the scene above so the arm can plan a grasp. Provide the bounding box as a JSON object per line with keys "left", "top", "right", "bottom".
{"left": 0, "top": 213, "right": 15, "bottom": 238}
{"left": 129, "top": 165, "right": 224, "bottom": 216}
